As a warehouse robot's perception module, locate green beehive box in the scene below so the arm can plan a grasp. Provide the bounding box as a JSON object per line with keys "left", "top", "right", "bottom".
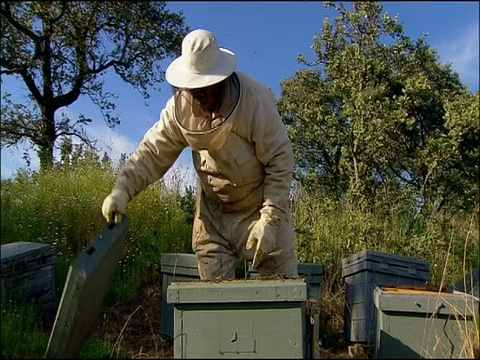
{"left": 159, "top": 253, "right": 200, "bottom": 337}
{"left": 373, "top": 286, "right": 480, "bottom": 359}
{"left": 167, "top": 278, "right": 307, "bottom": 358}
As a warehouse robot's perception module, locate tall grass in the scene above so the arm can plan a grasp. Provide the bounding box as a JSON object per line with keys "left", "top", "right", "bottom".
{"left": 420, "top": 235, "right": 480, "bottom": 359}
{"left": 110, "top": 179, "right": 193, "bottom": 304}
{"left": 1, "top": 163, "right": 193, "bottom": 304}
{"left": 1, "top": 163, "right": 193, "bottom": 358}
{"left": 1, "top": 299, "right": 49, "bottom": 359}
{"left": 1, "top": 165, "right": 115, "bottom": 296}
{"left": 420, "top": 291, "right": 479, "bottom": 358}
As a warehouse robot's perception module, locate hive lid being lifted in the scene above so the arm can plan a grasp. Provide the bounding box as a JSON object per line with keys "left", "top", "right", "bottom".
{"left": 44, "top": 217, "right": 129, "bottom": 359}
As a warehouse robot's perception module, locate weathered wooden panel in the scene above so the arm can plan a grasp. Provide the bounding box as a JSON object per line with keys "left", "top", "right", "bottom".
{"left": 1, "top": 241, "right": 56, "bottom": 315}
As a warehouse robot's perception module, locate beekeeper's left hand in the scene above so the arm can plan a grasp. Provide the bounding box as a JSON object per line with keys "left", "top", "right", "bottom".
{"left": 246, "top": 206, "right": 283, "bottom": 269}
{"left": 102, "top": 189, "right": 129, "bottom": 225}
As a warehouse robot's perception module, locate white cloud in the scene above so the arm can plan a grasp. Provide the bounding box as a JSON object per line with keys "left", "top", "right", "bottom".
{"left": 437, "top": 23, "right": 479, "bottom": 91}
{"left": 86, "top": 124, "right": 138, "bottom": 162}
{"left": 1, "top": 163, "right": 15, "bottom": 180}
{"left": 0, "top": 122, "right": 138, "bottom": 180}
{"left": 1, "top": 143, "right": 40, "bottom": 180}
{"left": 52, "top": 106, "right": 138, "bottom": 161}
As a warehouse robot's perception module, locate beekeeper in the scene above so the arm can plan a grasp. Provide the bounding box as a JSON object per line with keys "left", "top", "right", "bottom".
{"left": 102, "top": 29, "right": 299, "bottom": 280}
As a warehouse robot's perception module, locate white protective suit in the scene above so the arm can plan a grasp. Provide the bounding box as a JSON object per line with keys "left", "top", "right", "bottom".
{"left": 111, "top": 72, "right": 299, "bottom": 279}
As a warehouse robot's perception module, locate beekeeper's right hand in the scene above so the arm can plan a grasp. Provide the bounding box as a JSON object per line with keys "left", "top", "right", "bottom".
{"left": 102, "top": 189, "right": 129, "bottom": 225}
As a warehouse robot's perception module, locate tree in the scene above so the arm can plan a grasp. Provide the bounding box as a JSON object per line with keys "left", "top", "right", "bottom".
{"left": 278, "top": 1, "right": 477, "bottom": 213}
{"left": 427, "top": 91, "right": 479, "bottom": 213}
{"left": 0, "top": 1, "right": 189, "bottom": 169}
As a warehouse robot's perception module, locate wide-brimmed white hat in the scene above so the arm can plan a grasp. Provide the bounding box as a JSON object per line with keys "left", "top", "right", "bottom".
{"left": 166, "top": 29, "right": 237, "bottom": 89}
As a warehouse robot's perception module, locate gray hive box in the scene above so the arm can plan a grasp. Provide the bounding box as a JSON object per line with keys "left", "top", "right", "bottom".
{"left": 1, "top": 241, "right": 56, "bottom": 318}
{"left": 454, "top": 266, "right": 479, "bottom": 298}
{"left": 45, "top": 218, "right": 129, "bottom": 359}
{"left": 373, "top": 285, "right": 480, "bottom": 358}
{"left": 167, "top": 278, "right": 307, "bottom": 358}
{"left": 342, "top": 250, "right": 430, "bottom": 344}
{"left": 297, "top": 262, "right": 325, "bottom": 300}
{"left": 159, "top": 253, "right": 200, "bottom": 337}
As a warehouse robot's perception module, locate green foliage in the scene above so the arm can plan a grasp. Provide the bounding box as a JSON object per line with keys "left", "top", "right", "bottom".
{"left": 282, "top": 1, "right": 480, "bottom": 291}
{"left": 0, "top": 152, "right": 194, "bottom": 357}
{"left": 0, "top": 299, "right": 126, "bottom": 359}
{"left": 1, "top": 165, "right": 113, "bottom": 295}
{"left": 434, "top": 91, "right": 480, "bottom": 212}
{"left": 278, "top": 1, "right": 478, "bottom": 217}
{"left": 78, "top": 337, "right": 127, "bottom": 359}
{"left": 0, "top": 1, "right": 189, "bottom": 169}
{"left": 176, "top": 185, "right": 196, "bottom": 225}
{"left": 1, "top": 299, "right": 49, "bottom": 359}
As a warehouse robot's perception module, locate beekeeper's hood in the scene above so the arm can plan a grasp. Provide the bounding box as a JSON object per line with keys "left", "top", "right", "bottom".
{"left": 165, "top": 29, "right": 240, "bottom": 151}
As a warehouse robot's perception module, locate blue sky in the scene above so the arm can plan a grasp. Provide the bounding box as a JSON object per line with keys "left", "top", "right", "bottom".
{"left": 1, "top": 1, "right": 479, "bottom": 186}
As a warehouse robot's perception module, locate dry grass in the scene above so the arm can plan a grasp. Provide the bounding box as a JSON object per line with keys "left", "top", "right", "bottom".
{"left": 415, "top": 290, "right": 479, "bottom": 359}
{"left": 317, "top": 285, "right": 371, "bottom": 359}
{"left": 396, "top": 221, "right": 479, "bottom": 359}
{"left": 92, "top": 281, "right": 174, "bottom": 359}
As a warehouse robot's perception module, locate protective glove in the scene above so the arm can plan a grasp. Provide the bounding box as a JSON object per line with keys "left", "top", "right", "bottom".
{"left": 102, "top": 189, "right": 130, "bottom": 225}
{"left": 246, "top": 206, "right": 283, "bottom": 269}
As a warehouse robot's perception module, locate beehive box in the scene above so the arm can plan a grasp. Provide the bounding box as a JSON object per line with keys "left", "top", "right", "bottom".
{"left": 373, "top": 285, "right": 479, "bottom": 359}
{"left": 1, "top": 241, "right": 56, "bottom": 316}
{"left": 342, "top": 250, "right": 430, "bottom": 344}
{"left": 247, "top": 262, "right": 325, "bottom": 300}
{"left": 167, "top": 278, "right": 307, "bottom": 358}
{"left": 45, "top": 218, "right": 129, "bottom": 359}
{"left": 159, "top": 253, "right": 200, "bottom": 337}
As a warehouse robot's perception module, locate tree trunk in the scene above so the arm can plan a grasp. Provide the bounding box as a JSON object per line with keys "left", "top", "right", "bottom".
{"left": 37, "top": 144, "right": 54, "bottom": 170}
{"left": 38, "top": 106, "right": 57, "bottom": 170}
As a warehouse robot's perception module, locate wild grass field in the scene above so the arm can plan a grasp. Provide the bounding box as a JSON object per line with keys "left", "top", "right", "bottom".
{"left": 1, "top": 160, "right": 478, "bottom": 358}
